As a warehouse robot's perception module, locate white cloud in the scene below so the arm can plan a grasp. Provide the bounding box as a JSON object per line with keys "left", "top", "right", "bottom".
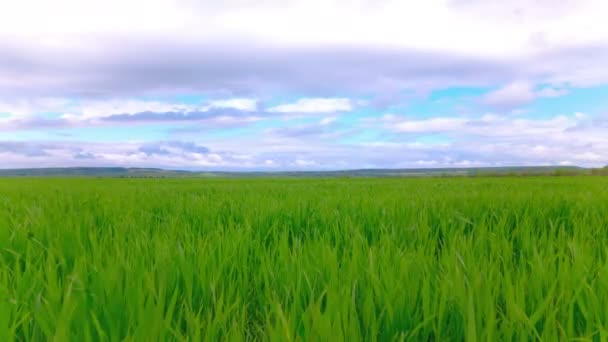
{"left": 391, "top": 114, "right": 579, "bottom": 137}
{"left": 394, "top": 117, "right": 467, "bottom": 133}
{"left": 210, "top": 98, "right": 257, "bottom": 111}
{"left": 414, "top": 160, "right": 439, "bottom": 167}
{"left": 0, "top": 0, "right": 187, "bottom": 36}
{"left": 536, "top": 87, "right": 569, "bottom": 98}
{"left": 483, "top": 82, "right": 536, "bottom": 108}
{"left": 0, "top": 98, "right": 258, "bottom": 122}
{"left": 573, "top": 152, "right": 604, "bottom": 162}
{"left": 211, "top": 0, "right": 608, "bottom": 56}
{"left": 267, "top": 98, "right": 353, "bottom": 113}
{"left": 0, "top": 0, "right": 607, "bottom": 101}
{"left": 0, "top": 98, "right": 73, "bottom": 118}
{"left": 1, "top": 0, "right": 608, "bottom": 170}
{"left": 62, "top": 100, "right": 202, "bottom": 120}
{"left": 2, "top": 0, "right": 606, "bottom": 56}
{"left": 2, "top": 109, "right": 607, "bottom": 170}
{"left": 320, "top": 117, "right": 338, "bottom": 125}
{"left": 294, "top": 159, "right": 317, "bottom": 167}
{"left": 483, "top": 82, "right": 570, "bottom": 108}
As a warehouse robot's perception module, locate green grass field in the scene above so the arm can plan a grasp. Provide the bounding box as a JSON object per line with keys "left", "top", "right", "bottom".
{"left": 1, "top": 177, "right": 608, "bottom": 340}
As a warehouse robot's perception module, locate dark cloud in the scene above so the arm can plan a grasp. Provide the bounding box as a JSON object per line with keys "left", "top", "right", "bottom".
{"left": 2, "top": 37, "right": 607, "bottom": 106}
{"left": 0, "top": 38, "right": 520, "bottom": 99}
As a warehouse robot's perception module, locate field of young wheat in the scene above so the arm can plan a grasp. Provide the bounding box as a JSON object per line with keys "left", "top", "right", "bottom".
{"left": 1, "top": 177, "right": 608, "bottom": 340}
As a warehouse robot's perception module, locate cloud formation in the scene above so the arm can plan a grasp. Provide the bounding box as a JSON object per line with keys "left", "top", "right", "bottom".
{"left": 483, "top": 82, "right": 569, "bottom": 109}
{"left": 3, "top": 38, "right": 608, "bottom": 101}
{"left": 267, "top": 98, "right": 353, "bottom": 113}
{"left": 138, "top": 141, "right": 210, "bottom": 156}
{"left": 3, "top": 110, "right": 607, "bottom": 170}
{"left": 1, "top": 0, "right": 607, "bottom": 169}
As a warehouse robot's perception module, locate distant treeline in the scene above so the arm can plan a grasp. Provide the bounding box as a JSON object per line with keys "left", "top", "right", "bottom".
{"left": 472, "top": 167, "right": 608, "bottom": 177}
{"left": 591, "top": 167, "right": 608, "bottom": 176}
{"left": 1, "top": 166, "right": 607, "bottom": 178}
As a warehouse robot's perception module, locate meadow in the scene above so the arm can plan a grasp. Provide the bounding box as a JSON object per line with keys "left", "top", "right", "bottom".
{"left": 1, "top": 176, "right": 608, "bottom": 341}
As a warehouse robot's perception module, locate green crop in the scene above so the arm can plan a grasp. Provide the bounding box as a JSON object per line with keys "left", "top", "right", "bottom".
{"left": 1, "top": 177, "right": 608, "bottom": 341}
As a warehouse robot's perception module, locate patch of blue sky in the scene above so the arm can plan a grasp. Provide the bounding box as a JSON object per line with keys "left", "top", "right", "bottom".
{"left": 529, "top": 85, "right": 608, "bottom": 119}
{"left": 397, "top": 87, "right": 489, "bottom": 118}
{"left": 336, "top": 128, "right": 388, "bottom": 145}
{"left": 3, "top": 130, "right": 69, "bottom": 141}
{"left": 171, "top": 124, "right": 261, "bottom": 139}
{"left": 345, "top": 106, "right": 385, "bottom": 122}
{"left": 428, "top": 87, "right": 489, "bottom": 101}
{"left": 169, "top": 94, "right": 208, "bottom": 105}
{"left": 337, "top": 123, "right": 453, "bottom": 145}
{"left": 414, "top": 134, "right": 452, "bottom": 145}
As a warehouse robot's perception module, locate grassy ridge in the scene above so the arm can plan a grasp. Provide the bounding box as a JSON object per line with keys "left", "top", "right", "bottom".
{"left": 0, "top": 165, "right": 594, "bottom": 178}
{"left": 1, "top": 177, "right": 608, "bottom": 340}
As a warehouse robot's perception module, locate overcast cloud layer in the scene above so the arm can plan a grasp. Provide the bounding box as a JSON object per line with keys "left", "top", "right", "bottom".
{"left": 1, "top": 0, "right": 607, "bottom": 170}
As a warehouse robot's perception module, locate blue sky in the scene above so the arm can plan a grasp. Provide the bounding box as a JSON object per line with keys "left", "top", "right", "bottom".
{"left": 1, "top": 0, "right": 607, "bottom": 170}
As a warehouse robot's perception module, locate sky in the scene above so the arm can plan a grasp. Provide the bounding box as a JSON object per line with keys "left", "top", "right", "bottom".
{"left": 1, "top": 0, "right": 607, "bottom": 170}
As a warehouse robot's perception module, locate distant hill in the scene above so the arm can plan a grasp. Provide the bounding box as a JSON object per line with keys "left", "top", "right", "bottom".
{"left": 0, "top": 166, "right": 592, "bottom": 178}
{"left": 0, "top": 167, "right": 193, "bottom": 177}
